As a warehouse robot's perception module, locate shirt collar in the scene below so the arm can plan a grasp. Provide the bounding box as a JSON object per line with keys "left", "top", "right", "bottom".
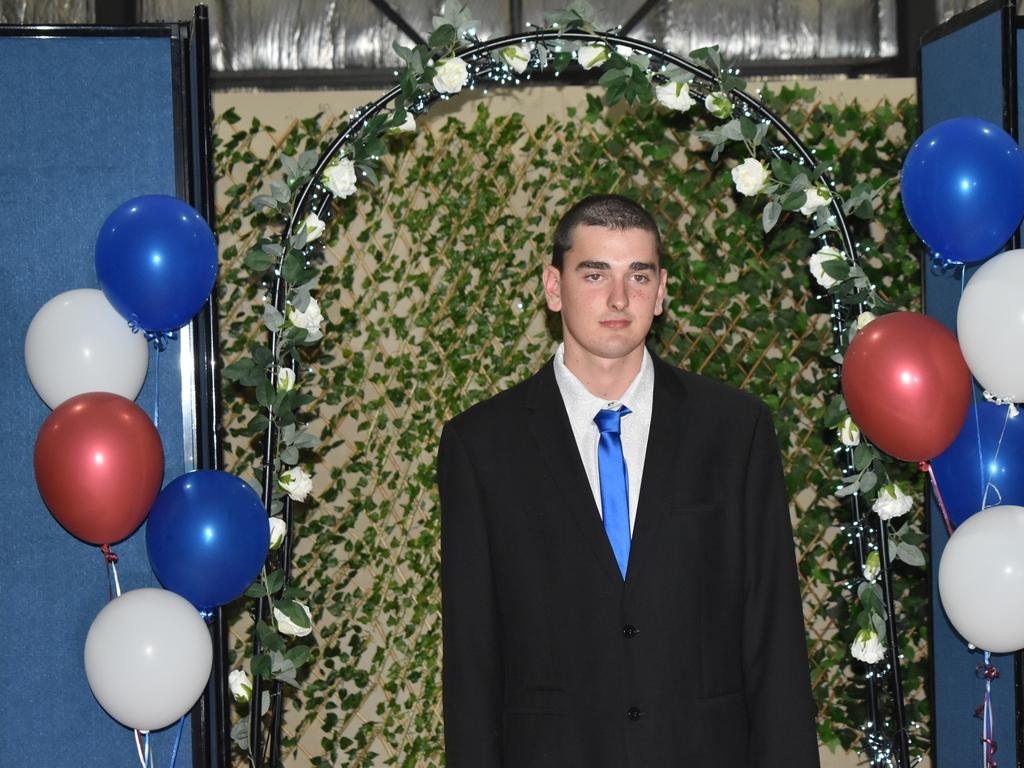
{"left": 552, "top": 343, "right": 654, "bottom": 418}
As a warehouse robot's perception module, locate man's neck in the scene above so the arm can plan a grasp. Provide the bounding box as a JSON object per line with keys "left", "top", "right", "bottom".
{"left": 562, "top": 345, "right": 645, "bottom": 401}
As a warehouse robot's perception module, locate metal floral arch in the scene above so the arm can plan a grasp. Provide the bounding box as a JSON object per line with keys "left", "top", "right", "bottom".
{"left": 251, "top": 27, "right": 911, "bottom": 768}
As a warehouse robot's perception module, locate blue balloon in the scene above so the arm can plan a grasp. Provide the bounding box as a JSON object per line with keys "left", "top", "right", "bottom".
{"left": 96, "top": 195, "right": 218, "bottom": 333}
{"left": 146, "top": 470, "right": 269, "bottom": 612}
{"left": 931, "top": 400, "right": 1024, "bottom": 526}
{"left": 901, "top": 117, "right": 1024, "bottom": 265}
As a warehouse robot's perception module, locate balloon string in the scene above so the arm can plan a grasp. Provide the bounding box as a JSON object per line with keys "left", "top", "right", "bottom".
{"left": 143, "top": 732, "right": 151, "bottom": 768}
{"left": 101, "top": 545, "right": 122, "bottom": 601}
{"left": 920, "top": 461, "right": 954, "bottom": 536}
{"left": 981, "top": 406, "right": 1013, "bottom": 511}
{"left": 169, "top": 716, "right": 185, "bottom": 768}
{"left": 153, "top": 345, "right": 161, "bottom": 429}
{"left": 135, "top": 730, "right": 146, "bottom": 768}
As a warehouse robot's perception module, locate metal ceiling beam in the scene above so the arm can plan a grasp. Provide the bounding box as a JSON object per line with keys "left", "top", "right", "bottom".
{"left": 621, "top": 0, "right": 661, "bottom": 36}
{"left": 368, "top": 0, "right": 426, "bottom": 47}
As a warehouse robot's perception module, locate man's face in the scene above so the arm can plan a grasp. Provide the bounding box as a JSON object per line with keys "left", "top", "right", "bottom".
{"left": 542, "top": 224, "right": 667, "bottom": 365}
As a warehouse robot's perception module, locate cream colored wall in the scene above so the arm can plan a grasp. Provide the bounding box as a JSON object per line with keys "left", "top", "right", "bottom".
{"left": 213, "top": 78, "right": 917, "bottom": 137}
{"left": 213, "top": 78, "right": 921, "bottom": 768}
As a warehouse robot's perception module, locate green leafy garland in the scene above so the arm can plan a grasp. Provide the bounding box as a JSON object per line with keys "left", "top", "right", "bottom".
{"left": 220, "top": 1, "right": 925, "bottom": 762}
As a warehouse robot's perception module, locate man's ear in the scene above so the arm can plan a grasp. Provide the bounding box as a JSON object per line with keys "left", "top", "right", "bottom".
{"left": 654, "top": 267, "right": 668, "bottom": 316}
{"left": 542, "top": 264, "right": 562, "bottom": 312}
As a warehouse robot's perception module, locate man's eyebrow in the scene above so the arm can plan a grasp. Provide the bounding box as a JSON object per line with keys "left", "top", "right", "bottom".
{"left": 574, "top": 260, "right": 657, "bottom": 271}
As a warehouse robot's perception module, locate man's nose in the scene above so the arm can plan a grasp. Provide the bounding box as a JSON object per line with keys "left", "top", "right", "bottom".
{"left": 608, "top": 279, "right": 628, "bottom": 310}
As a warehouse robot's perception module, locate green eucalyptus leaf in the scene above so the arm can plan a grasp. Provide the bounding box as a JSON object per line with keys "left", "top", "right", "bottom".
{"left": 427, "top": 24, "right": 458, "bottom": 52}
{"left": 266, "top": 569, "right": 286, "bottom": 595}
{"left": 896, "top": 541, "right": 926, "bottom": 567}
{"left": 251, "top": 653, "right": 272, "bottom": 678}
{"left": 222, "top": 358, "right": 259, "bottom": 385}
{"left": 780, "top": 189, "right": 808, "bottom": 212}
{"left": 244, "top": 248, "right": 275, "bottom": 272}
{"left": 853, "top": 443, "right": 873, "bottom": 471}
{"left": 286, "top": 644, "right": 313, "bottom": 668}
{"left": 264, "top": 304, "right": 286, "bottom": 332}
{"left": 230, "top": 715, "right": 249, "bottom": 751}
{"left": 257, "top": 621, "right": 286, "bottom": 653}
{"left": 256, "top": 376, "right": 275, "bottom": 408}
{"left": 244, "top": 413, "right": 269, "bottom": 437}
{"left": 762, "top": 200, "right": 781, "bottom": 233}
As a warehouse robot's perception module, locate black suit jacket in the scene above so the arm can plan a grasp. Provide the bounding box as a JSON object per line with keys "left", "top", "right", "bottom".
{"left": 438, "top": 352, "right": 819, "bottom": 767}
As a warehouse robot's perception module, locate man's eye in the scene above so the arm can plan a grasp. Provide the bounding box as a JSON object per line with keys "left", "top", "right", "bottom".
{"left": 584, "top": 273, "right": 602, "bottom": 281}
{"left": 632, "top": 274, "right": 649, "bottom": 283}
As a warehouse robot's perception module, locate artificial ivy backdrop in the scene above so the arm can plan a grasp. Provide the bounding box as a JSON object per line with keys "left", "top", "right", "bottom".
{"left": 215, "top": 84, "right": 923, "bottom": 766}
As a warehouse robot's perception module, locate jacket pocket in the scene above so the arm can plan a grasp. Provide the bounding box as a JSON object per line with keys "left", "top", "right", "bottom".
{"left": 695, "top": 691, "right": 749, "bottom": 764}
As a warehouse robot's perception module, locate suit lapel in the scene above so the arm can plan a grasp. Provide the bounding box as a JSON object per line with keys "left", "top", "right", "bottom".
{"left": 626, "top": 354, "right": 688, "bottom": 587}
{"left": 526, "top": 361, "right": 624, "bottom": 586}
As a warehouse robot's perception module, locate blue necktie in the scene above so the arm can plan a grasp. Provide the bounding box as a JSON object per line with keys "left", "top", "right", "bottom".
{"left": 594, "top": 406, "right": 632, "bottom": 579}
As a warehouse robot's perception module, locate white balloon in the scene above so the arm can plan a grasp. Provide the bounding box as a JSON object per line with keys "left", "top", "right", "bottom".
{"left": 84, "top": 588, "right": 212, "bottom": 731}
{"left": 957, "top": 249, "right": 1024, "bottom": 400}
{"left": 24, "top": 288, "right": 148, "bottom": 409}
{"left": 938, "top": 504, "right": 1024, "bottom": 652}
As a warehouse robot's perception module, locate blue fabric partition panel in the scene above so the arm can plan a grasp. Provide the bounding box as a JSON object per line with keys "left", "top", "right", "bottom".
{"left": 0, "top": 34, "right": 194, "bottom": 766}
{"left": 920, "top": 3, "right": 1019, "bottom": 766}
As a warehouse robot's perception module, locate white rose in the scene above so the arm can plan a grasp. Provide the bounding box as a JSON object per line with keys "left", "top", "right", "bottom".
{"left": 731, "top": 158, "right": 769, "bottom": 197}
{"left": 395, "top": 113, "right": 416, "bottom": 132}
{"left": 288, "top": 297, "right": 323, "bottom": 334}
{"left": 301, "top": 213, "right": 325, "bottom": 243}
{"left": 499, "top": 44, "right": 531, "bottom": 74}
{"left": 839, "top": 416, "right": 860, "bottom": 447}
{"left": 228, "top": 669, "right": 252, "bottom": 703}
{"left": 800, "top": 185, "right": 831, "bottom": 216}
{"left": 432, "top": 57, "right": 469, "bottom": 94}
{"left": 850, "top": 629, "right": 886, "bottom": 664}
{"left": 809, "top": 246, "right": 843, "bottom": 289}
{"left": 279, "top": 467, "right": 313, "bottom": 502}
{"left": 705, "top": 91, "right": 733, "bottom": 119}
{"left": 856, "top": 311, "right": 877, "bottom": 330}
{"left": 655, "top": 82, "right": 696, "bottom": 112}
{"left": 276, "top": 366, "right": 296, "bottom": 392}
{"left": 862, "top": 551, "right": 881, "bottom": 583}
{"left": 576, "top": 44, "right": 608, "bottom": 70}
{"left": 274, "top": 602, "right": 313, "bottom": 637}
{"left": 321, "top": 158, "right": 357, "bottom": 199}
{"left": 873, "top": 483, "right": 913, "bottom": 521}
{"left": 268, "top": 516, "right": 287, "bottom": 550}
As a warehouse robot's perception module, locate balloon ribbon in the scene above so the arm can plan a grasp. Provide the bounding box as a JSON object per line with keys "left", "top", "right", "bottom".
{"left": 982, "top": 392, "right": 1019, "bottom": 419}
{"left": 920, "top": 461, "right": 954, "bottom": 536}
{"left": 974, "top": 652, "right": 999, "bottom": 767}
{"left": 100, "top": 545, "right": 121, "bottom": 601}
{"left": 928, "top": 251, "right": 965, "bottom": 277}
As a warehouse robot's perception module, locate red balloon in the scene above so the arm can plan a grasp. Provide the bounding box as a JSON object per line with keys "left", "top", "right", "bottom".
{"left": 842, "top": 312, "right": 971, "bottom": 462}
{"left": 34, "top": 392, "right": 163, "bottom": 545}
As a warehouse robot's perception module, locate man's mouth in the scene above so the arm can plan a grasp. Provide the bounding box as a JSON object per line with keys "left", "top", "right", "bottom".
{"left": 599, "top": 319, "right": 630, "bottom": 329}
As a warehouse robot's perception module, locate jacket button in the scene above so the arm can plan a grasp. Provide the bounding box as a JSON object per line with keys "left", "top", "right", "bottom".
{"left": 622, "top": 624, "right": 638, "bottom": 639}
{"left": 626, "top": 707, "right": 642, "bottom": 721}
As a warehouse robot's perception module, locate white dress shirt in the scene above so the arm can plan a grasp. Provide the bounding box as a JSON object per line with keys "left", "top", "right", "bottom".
{"left": 552, "top": 343, "right": 655, "bottom": 535}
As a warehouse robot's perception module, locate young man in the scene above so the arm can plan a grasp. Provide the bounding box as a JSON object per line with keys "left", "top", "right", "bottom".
{"left": 437, "top": 195, "right": 819, "bottom": 766}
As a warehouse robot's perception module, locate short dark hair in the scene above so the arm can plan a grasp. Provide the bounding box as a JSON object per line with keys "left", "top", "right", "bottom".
{"left": 551, "top": 194, "right": 664, "bottom": 270}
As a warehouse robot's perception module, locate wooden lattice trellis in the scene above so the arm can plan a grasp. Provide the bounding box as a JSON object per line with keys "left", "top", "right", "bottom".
{"left": 214, "top": 86, "right": 924, "bottom": 766}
